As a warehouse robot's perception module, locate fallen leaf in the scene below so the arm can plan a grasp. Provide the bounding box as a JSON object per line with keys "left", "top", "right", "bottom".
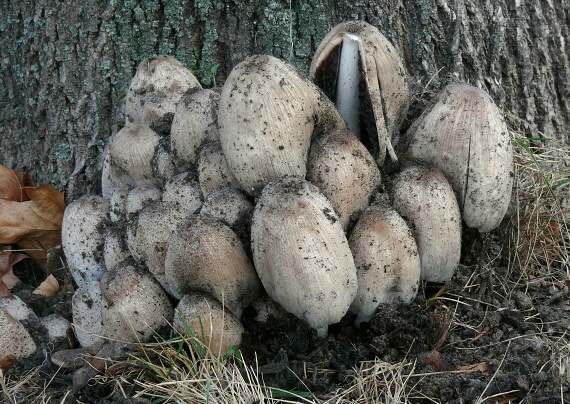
{"left": 0, "top": 245, "right": 28, "bottom": 296}
{"left": 0, "top": 184, "right": 65, "bottom": 270}
{"left": 33, "top": 274, "right": 60, "bottom": 296}
{"left": 0, "top": 355, "right": 16, "bottom": 371}
{"left": 0, "top": 164, "right": 33, "bottom": 202}
{"left": 457, "top": 362, "right": 491, "bottom": 374}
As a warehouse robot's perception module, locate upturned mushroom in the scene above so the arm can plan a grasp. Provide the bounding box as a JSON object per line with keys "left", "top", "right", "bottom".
{"left": 100, "top": 264, "right": 173, "bottom": 342}
{"left": 62, "top": 195, "right": 109, "bottom": 286}
{"left": 251, "top": 176, "right": 357, "bottom": 337}
{"left": 218, "top": 54, "right": 347, "bottom": 195}
{"left": 390, "top": 164, "right": 462, "bottom": 282}
{"left": 171, "top": 89, "right": 221, "bottom": 169}
{"left": 310, "top": 21, "right": 409, "bottom": 165}
{"left": 402, "top": 83, "right": 513, "bottom": 232}
{"left": 126, "top": 55, "right": 202, "bottom": 126}
{"left": 174, "top": 292, "right": 244, "bottom": 356}
{"left": 307, "top": 128, "right": 381, "bottom": 230}
{"left": 349, "top": 205, "right": 421, "bottom": 325}
{"left": 164, "top": 213, "right": 261, "bottom": 318}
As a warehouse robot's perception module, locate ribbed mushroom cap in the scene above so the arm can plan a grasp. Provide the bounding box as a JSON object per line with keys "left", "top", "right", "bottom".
{"left": 251, "top": 176, "right": 357, "bottom": 336}
{"left": 109, "top": 124, "right": 173, "bottom": 188}
{"left": 162, "top": 171, "right": 203, "bottom": 217}
{"left": 310, "top": 20, "right": 409, "bottom": 165}
{"left": 62, "top": 195, "right": 109, "bottom": 287}
{"left": 174, "top": 292, "right": 244, "bottom": 356}
{"left": 218, "top": 55, "right": 347, "bottom": 195}
{"left": 126, "top": 55, "right": 202, "bottom": 126}
{"left": 126, "top": 185, "right": 162, "bottom": 217}
{"left": 404, "top": 83, "right": 513, "bottom": 232}
{"left": 307, "top": 128, "right": 381, "bottom": 230}
{"left": 127, "top": 201, "right": 187, "bottom": 293}
{"left": 0, "top": 308, "right": 37, "bottom": 358}
{"left": 72, "top": 281, "right": 105, "bottom": 347}
{"left": 349, "top": 205, "right": 420, "bottom": 325}
{"left": 200, "top": 187, "right": 253, "bottom": 229}
{"left": 390, "top": 165, "right": 462, "bottom": 282}
{"left": 171, "top": 89, "right": 220, "bottom": 169}
{"left": 100, "top": 265, "right": 173, "bottom": 342}
{"left": 164, "top": 213, "right": 262, "bottom": 317}
{"left": 198, "top": 141, "right": 239, "bottom": 197}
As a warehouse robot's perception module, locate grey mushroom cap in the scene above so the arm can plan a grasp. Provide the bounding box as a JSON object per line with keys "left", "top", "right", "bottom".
{"left": 174, "top": 292, "right": 244, "bottom": 356}
{"left": 71, "top": 282, "right": 105, "bottom": 347}
{"left": 126, "top": 55, "right": 202, "bottom": 126}
{"left": 349, "top": 205, "right": 421, "bottom": 325}
{"left": 218, "top": 54, "right": 347, "bottom": 195}
{"left": 390, "top": 164, "right": 462, "bottom": 282}
{"left": 100, "top": 265, "right": 173, "bottom": 343}
{"left": 403, "top": 83, "right": 513, "bottom": 232}
{"left": 62, "top": 195, "right": 109, "bottom": 287}
{"left": 310, "top": 20, "right": 409, "bottom": 165}
{"left": 307, "top": 128, "right": 381, "bottom": 230}
{"left": 198, "top": 141, "right": 239, "bottom": 197}
{"left": 251, "top": 176, "right": 357, "bottom": 336}
{"left": 164, "top": 213, "right": 262, "bottom": 318}
{"left": 171, "top": 89, "right": 221, "bottom": 169}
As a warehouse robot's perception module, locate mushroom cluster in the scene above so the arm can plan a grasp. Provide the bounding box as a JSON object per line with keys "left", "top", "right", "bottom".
{"left": 62, "top": 21, "right": 513, "bottom": 349}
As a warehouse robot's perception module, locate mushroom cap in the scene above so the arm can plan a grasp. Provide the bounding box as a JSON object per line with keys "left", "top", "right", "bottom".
{"left": 100, "top": 265, "right": 173, "bottom": 342}
{"left": 349, "top": 205, "right": 421, "bottom": 325}
{"left": 126, "top": 55, "right": 202, "bottom": 126}
{"left": 0, "top": 308, "right": 37, "bottom": 358}
{"left": 126, "top": 201, "right": 187, "bottom": 293}
{"left": 200, "top": 187, "right": 253, "bottom": 230}
{"left": 307, "top": 128, "right": 381, "bottom": 230}
{"left": 164, "top": 213, "right": 262, "bottom": 317}
{"left": 390, "top": 164, "right": 462, "bottom": 282}
{"left": 109, "top": 124, "right": 171, "bottom": 188}
{"left": 62, "top": 195, "right": 109, "bottom": 287}
{"left": 310, "top": 20, "right": 409, "bottom": 165}
{"left": 171, "top": 89, "right": 221, "bottom": 169}
{"left": 198, "top": 141, "right": 239, "bottom": 197}
{"left": 72, "top": 282, "right": 105, "bottom": 347}
{"left": 251, "top": 176, "right": 357, "bottom": 334}
{"left": 404, "top": 83, "right": 513, "bottom": 232}
{"left": 218, "top": 55, "right": 346, "bottom": 195}
{"left": 162, "top": 171, "right": 203, "bottom": 217}
{"left": 174, "top": 292, "right": 244, "bottom": 356}
{"left": 126, "top": 185, "right": 163, "bottom": 217}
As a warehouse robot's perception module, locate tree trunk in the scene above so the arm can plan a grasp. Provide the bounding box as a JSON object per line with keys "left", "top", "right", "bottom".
{"left": 1, "top": 0, "right": 569, "bottom": 200}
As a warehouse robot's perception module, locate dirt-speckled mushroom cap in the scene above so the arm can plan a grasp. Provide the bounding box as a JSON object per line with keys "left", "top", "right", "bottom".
{"left": 310, "top": 20, "right": 409, "bottom": 165}
{"left": 162, "top": 171, "right": 203, "bottom": 217}
{"left": 126, "top": 201, "right": 187, "bottom": 293}
{"left": 403, "top": 83, "right": 513, "bottom": 232}
{"left": 0, "top": 308, "right": 37, "bottom": 358}
{"left": 390, "top": 164, "right": 462, "bottom": 282}
{"left": 62, "top": 195, "right": 109, "bottom": 287}
{"left": 126, "top": 185, "right": 162, "bottom": 217}
{"left": 171, "top": 89, "right": 220, "bottom": 169}
{"left": 100, "top": 265, "right": 173, "bottom": 343}
{"left": 198, "top": 141, "right": 239, "bottom": 197}
{"left": 218, "top": 54, "right": 347, "bottom": 195}
{"left": 103, "top": 227, "right": 131, "bottom": 272}
{"left": 307, "top": 128, "right": 381, "bottom": 230}
{"left": 126, "top": 55, "right": 202, "bottom": 126}
{"left": 174, "top": 292, "right": 244, "bottom": 356}
{"left": 200, "top": 187, "right": 253, "bottom": 229}
{"left": 251, "top": 176, "right": 357, "bottom": 336}
{"left": 109, "top": 124, "right": 174, "bottom": 188}
{"left": 165, "top": 213, "right": 261, "bottom": 317}
{"left": 349, "top": 205, "right": 421, "bottom": 325}
{"left": 71, "top": 282, "right": 105, "bottom": 347}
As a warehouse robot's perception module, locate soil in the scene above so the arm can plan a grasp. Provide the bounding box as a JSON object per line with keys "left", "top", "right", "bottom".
{"left": 3, "top": 232, "right": 570, "bottom": 403}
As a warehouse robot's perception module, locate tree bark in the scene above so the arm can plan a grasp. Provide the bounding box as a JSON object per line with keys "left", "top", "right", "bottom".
{"left": 1, "top": 0, "right": 569, "bottom": 200}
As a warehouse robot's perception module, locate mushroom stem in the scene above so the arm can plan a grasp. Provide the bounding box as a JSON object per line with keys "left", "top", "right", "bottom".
{"left": 336, "top": 34, "right": 362, "bottom": 138}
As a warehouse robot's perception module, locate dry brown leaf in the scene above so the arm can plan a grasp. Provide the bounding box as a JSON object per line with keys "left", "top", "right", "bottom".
{"left": 0, "top": 164, "right": 33, "bottom": 202}
{"left": 456, "top": 362, "right": 491, "bottom": 374}
{"left": 0, "top": 354, "right": 16, "bottom": 371}
{"left": 33, "top": 274, "right": 60, "bottom": 297}
{"left": 0, "top": 245, "right": 28, "bottom": 296}
{"left": 0, "top": 185, "right": 65, "bottom": 270}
